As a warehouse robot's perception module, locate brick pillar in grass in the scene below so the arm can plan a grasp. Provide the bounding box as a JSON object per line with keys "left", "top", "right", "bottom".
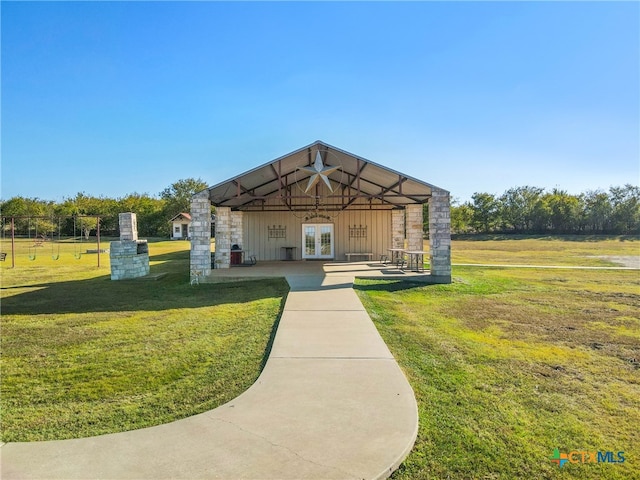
{"left": 429, "top": 188, "right": 452, "bottom": 283}
{"left": 190, "top": 191, "right": 212, "bottom": 280}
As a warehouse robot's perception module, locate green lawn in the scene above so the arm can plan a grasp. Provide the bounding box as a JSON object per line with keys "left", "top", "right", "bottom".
{"left": 1, "top": 239, "right": 288, "bottom": 442}
{"left": 2, "top": 235, "right": 638, "bottom": 479}
{"left": 355, "top": 265, "right": 639, "bottom": 479}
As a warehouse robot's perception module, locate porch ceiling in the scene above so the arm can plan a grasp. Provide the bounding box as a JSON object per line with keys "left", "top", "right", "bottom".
{"left": 201, "top": 141, "right": 445, "bottom": 211}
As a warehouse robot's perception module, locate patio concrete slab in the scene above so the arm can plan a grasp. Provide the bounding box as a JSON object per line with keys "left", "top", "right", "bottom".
{"left": 1, "top": 262, "right": 418, "bottom": 480}
{"left": 203, "top": 260, "right": 435, "bottom": 284}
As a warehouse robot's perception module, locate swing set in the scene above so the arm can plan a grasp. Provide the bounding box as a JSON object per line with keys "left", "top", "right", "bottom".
{"left": 0, "top": 215, "right": 102, "bottom": 268}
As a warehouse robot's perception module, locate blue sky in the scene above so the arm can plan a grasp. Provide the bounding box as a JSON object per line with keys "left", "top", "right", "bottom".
{"left": 2, "top": 1, "right": 638, "bottom": 203}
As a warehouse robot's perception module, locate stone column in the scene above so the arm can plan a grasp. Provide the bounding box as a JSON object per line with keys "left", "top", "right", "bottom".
{"left": 391, "top": 209, "right": 405, "bottom": 249}
{"left": 190, "top": 191, "right": 212, "bottom": 280}
{"left": 214, "top": 206, "right": 231, "bottom": 269}
{"left": 429, "top": 189, "right": 452, "bottom": 283}
{"left": 405, "top": 204, "right": 424, "bottom": 252}
{"left": 118, "top": 212, "right": 138, "bottom": 241}
{"left": 110, "top": 212, "right": 149, "bottom": 281}
{"left": 230, "top": 211, "right": 244, "bottom": 251}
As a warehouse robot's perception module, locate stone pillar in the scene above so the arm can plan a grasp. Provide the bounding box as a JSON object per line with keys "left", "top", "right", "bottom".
{"left": 230, "top": 211, "right": 244, "bottom": 251}
{"left": 429, "top": 189, "right": 452, "bottom": 283}
{"left": 119, "top": 212, "right": 138, "bottom": 241}
{"left": 190, "top": 191, "right": 212, "bottom": 280}
{"left": 214, "top": 206, "right": 231, "bottom": 269}
{"left": 110, "top": 212, "right": 149, "bottom": 281}
{"left": 406, "top": 204, "right": 424, "bottom": 252}
{"left": 391, "top": 209, "right": 405, "bottom": 249}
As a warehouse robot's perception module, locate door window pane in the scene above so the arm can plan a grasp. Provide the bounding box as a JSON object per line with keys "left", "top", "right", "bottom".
{"left": 305, "top": 226, "right": 316, "bottom": 256}
{"left": 320, "top": 226, "right": 332, "bottom": 255}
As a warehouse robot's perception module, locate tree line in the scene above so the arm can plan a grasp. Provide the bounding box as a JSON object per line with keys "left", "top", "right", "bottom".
{"left": 0, "top": 178, "right": 209, "bottom": 238}
{"left": 2, "top": 180, "right": 638, "bottom": 238}
{"left": 446, "top": 184, "right": 640, "bottom": 235}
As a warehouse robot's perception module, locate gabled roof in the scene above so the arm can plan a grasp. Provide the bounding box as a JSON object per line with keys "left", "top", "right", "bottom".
{"left": 199, "top": 141, "right": 446, "bottom": 211}
{"left": 170, "top": 213, "right": 192, "bottom": 222}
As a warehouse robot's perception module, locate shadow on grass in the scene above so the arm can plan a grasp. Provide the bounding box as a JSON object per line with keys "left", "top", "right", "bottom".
{"left": 2, "top": 274, "right": 290, "bottom": 316}
{"left": 353, "top": 279, "right": 433, "bottom": 293}
{"left": 149, "top": 250, "right": 190, "bottom": 262}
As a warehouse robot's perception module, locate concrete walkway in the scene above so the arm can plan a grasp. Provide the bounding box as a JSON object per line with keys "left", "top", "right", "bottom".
{"left": 1, "top": 264, "right": 418, "bottom": 480}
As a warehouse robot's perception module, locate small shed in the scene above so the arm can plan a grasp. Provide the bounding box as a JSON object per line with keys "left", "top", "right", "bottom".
{"left": 170, "top": 213, "right": 192, "bottom": 240}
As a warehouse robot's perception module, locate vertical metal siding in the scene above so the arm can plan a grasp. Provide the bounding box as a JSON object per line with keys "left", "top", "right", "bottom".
{"left": 243, "top": 207, "right": 392, "bottom": 261}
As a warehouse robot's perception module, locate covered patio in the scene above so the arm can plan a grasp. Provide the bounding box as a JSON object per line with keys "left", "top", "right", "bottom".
{"left": 191, "top": 259, "right": 446, "bottom": 286}
{"left": 190, "top": 141, "right": 451, "bottom": 283}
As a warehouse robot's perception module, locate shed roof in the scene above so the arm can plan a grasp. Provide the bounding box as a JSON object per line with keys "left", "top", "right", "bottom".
{"left": 170, "top": 213, "right": 192, "bottom": 222}
{"left": 200, "top": 141, "right": 446, "bottom": 211}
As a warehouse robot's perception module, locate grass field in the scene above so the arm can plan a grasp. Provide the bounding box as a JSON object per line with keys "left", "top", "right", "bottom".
{"left": 1, "top": 239, "right": 288, "bottom": 442}
{"left": 1, "top": 235, "right": 638, "bottom": 479}
{"left": 356, "top": 264, "right": 639, "bottom": 479}
{"left": 451, "top": 234, "right": 639, "bottom": 267}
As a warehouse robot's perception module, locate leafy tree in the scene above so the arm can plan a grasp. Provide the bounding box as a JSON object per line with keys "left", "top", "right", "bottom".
{"left": 117, "top": 193, "right": 165, "bottom": 237}
{"left": 160, "top": 178, "right": 209, "bottom": 217}
{"left": 530, "top": 196, "right": 552, "bottom": 233}
{"left": 0, "top": 197, "right": 56, "bottom": 236}
{"left": 581, "top": 190, "right": 612, "bottom": 233}
{"left": 499, "top": 186, "right": 544, "bottom": 233}
{"left": 451, "top": 199, "right": 474, "bottom": 234}
{"left": 545, "top": 189, "right": 581, "bottom": 234}
{"left": 609, "top": 184, "right": 640, "bottom": 234}
{"left": 160, "top": 178, "right": 212, "bottom": 238}
{"left": 470, "top": 193, "right": 499, "bottom": 233}
{"left": 57, "top": 193, "right": 120, "bottom": 236}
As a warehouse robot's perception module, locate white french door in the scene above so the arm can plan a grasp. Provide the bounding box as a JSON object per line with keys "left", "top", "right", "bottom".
{"left": 302, "top": 224, "right": 334, "bottom": 259}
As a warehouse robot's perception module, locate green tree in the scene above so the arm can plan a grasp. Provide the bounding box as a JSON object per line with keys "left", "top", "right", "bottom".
{"left": 499, "top": 186, "right": 544, "bottom": 233}
{"left": 470, "top": 193, "right": 499, "bottom": 233}
{"left": 117, "top": 193, "right": 166, "bottom": 237}
{"left": 545, "top": 189, "right": 581, "bottom": 234}
{"left": 581, "top": 190, "right": 612, "bottom": 233}
{"left": 0, "top": 197, "right": 56, "bottom": 236}
{"left": 451, "top": 199, "right": 473, "bottom": 234}
{"left": 160, "top": 178, "right": 211, "bottom": 238}
{"left": 160, "top": 178, "right": 209, "bottom": 217}
{"left": 58, "top": 193, "right": 120, "bottom": 236}
{"left": 530, "top": 196, "right": 551, "bottom": 233}
{"left": 609, "top": 184, "right": 640, "bottom": 234}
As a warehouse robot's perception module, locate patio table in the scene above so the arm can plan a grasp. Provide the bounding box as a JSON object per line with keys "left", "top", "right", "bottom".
{"left": 387, "top": 248, "right": 406, "bottom": 264}
{"left": 404, "top": 250, "right": 429, "bottom": 273}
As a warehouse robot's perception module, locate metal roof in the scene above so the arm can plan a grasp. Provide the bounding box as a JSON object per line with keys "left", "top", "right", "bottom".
{"left": 200, "top": 141, "right": 446, "bottom": 211}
